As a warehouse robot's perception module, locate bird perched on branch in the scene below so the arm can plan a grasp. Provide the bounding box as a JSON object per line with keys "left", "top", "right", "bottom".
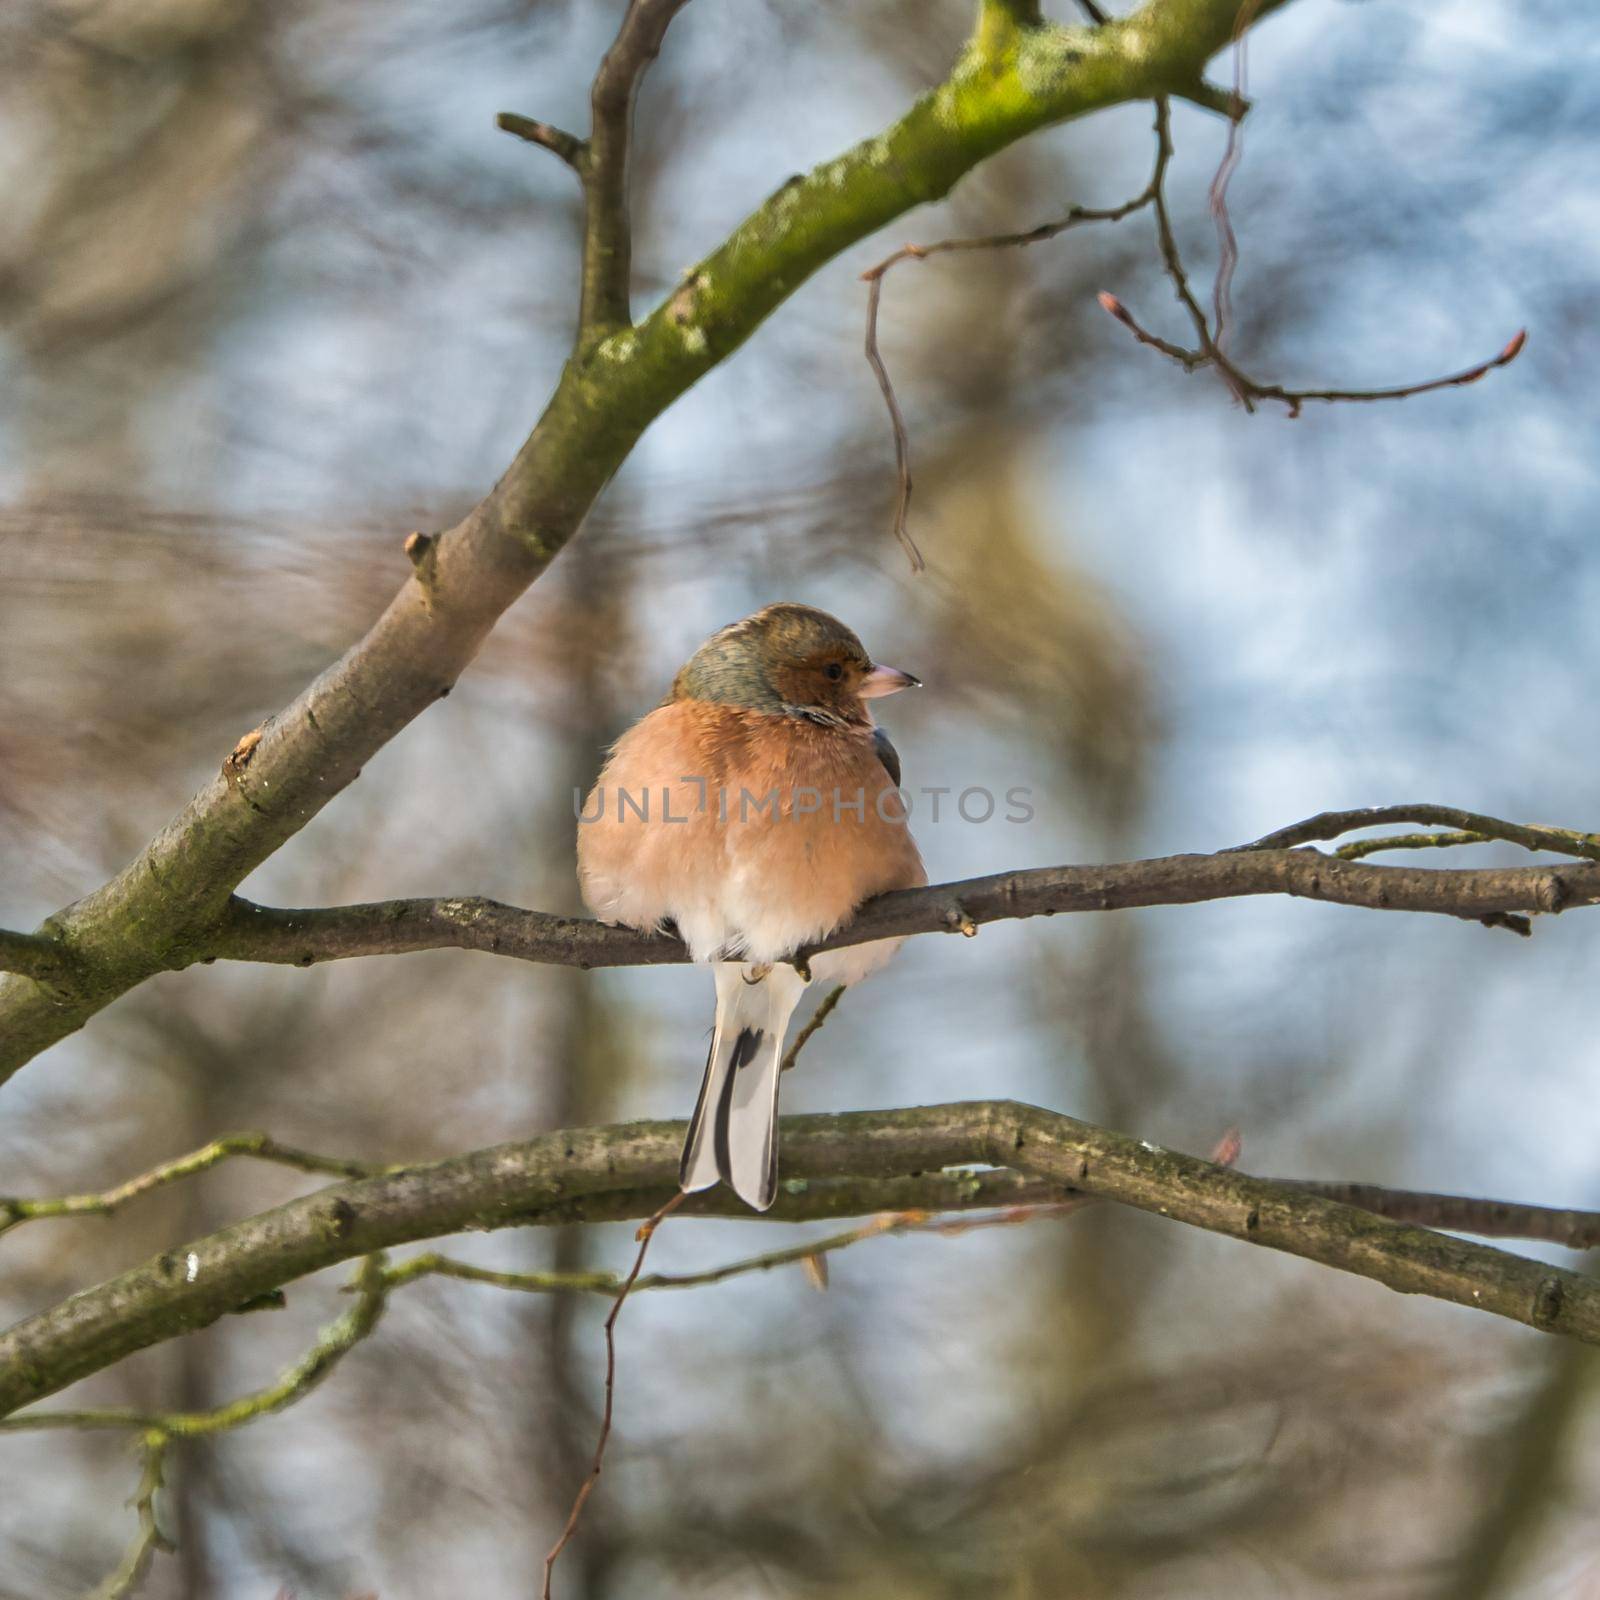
{"left": 577, "top": 603, "right": 925, "bottom": 1210}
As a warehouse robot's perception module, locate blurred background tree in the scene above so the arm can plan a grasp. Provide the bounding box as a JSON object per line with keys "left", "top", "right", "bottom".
{"left": 4, "top": 1, "right": 1600, "bottom": 1596}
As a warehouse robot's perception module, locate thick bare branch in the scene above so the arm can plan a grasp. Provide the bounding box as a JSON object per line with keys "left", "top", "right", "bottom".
{"left": 7, "top": 1102, "right": 1600, "bottom": 1420}
{"left": 1, "top": 1255, "right": 387, "bottom": 1438}
{"left": 0, "top": 929, "right": 74, "bottom": 987}
{"left": 1275, "top": 1183, "right": 1600, "bottom": 1251}
{"left": 0, "top": 0, "right": 1304, "bottom": 1086}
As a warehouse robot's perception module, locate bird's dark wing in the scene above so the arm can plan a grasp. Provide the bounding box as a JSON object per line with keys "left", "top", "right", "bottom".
{"left": 872, "top": 725, "right": 903, "bottom": 789}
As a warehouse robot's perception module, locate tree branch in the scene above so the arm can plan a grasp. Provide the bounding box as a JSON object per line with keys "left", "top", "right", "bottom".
{"left": 861, "top": 97, "right": 1174, "bottom": 570}
{"left": 90, "top": 1431, "right": 172, "bottom": 1600}
{"left": 1099, "top": 77, "right": 1527, "bottom": 413}
{"left": 0, "top": 0, "right": 1303, "bottom": 1087}
{"left": 1232, "top": 804, "right": 1600, "bottom": 861}
{"left": 0, "top": 1131, "right": 387, "bottom": 1241}
{"left": 496, "top": 112, "right": 587, "bottom": 172}
{"left": 6, "top": 811, "right": 1595, "bottom": 1047}
{"left": 1, "top": 1254, "right": 387, "bottom": 1438}
{"left": 8, "top": 1101, "right": 1600, "bottom": 1420}
{"left": 0, "top": 928, "right": 75, "bottom": 987}
{"left": 580, "top": 0, "right": 691, "bottom": 334}
{"left": 8, "top": 1255, "right": 389, "bottom": 1599}
{"left": 190, "top": 844, "right": 1600, "bottom": 973}
{"left": 1273, "top": 1183, "right": 1600, "bottom": 1251}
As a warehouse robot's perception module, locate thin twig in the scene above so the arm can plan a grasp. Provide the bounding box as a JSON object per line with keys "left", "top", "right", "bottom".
{"left": 1334, "top": 830, "right": 1490, "bottom": 861}
{"left": 1104, "top": 241, "right": 1527, "bottom": 413}
{"left": 496, "top": 113, "right": 587, "bottom": 172}
{"left": 860, "top": 271, "right": 925, "bottom": 573}
{"left": 89, "top": 1431, "right": 172, "bottom": 1600}
{"left": 1243, "top": 332, "right": 1528, "bottom": 414}
{"left": 1230, "top": 804, "right": 1600, "bottom": 863}
{"left": 383, "top": 1200, "right": 1086, "bottom": 1303}
{"left": 1208, "top": 0, "right": 1261, "bottom": 353}
{"left": 1099, "top": 50, "right": 1526, "bottom": 413}
{"left": 781, "top": 984, "right": 846, "bottom": 1072}
{"left": 0, "top": 1132, "right": 391, "bottom": 1242}
{"left": 542, "top": 1189, "right": 686, "bottom": 1600}
{"left": 859, "top": 100, "right": 1174, "bottom": 573}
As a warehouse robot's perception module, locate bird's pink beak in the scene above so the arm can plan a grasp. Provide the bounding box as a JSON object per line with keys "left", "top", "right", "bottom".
{"left": 859, "top": 663, "right": 921, "bottom": 699}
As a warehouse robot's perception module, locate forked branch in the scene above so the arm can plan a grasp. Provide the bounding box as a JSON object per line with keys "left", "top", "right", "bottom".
{"left": 0, "top": 0, "right": 1308, "bottom": 1084}
{"left": 9, "top": 1101, "right": 1600, "bottom": 1423}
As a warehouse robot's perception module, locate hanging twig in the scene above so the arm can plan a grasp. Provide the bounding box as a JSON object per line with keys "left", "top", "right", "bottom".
{"left": 859, "top": 103, "right": 1175, "bottom": 572}
{"left": 542, "top": 1189, "right": 687, "bottom": 1600}
{"left": 1101, "top": 31, "right": 1526, "bottom": 412}
{"left": 1207, "top": 0, "right": 1262, "bottom": 352}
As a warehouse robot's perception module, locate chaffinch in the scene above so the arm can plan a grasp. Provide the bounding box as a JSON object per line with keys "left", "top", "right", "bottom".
{"left": 577, "top": 603, "right": 925, "bottom": 1210}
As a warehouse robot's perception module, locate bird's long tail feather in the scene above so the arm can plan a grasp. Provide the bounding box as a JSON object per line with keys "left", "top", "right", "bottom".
{"left": 680, "top": 961, "right": 809, "bottom": 1210}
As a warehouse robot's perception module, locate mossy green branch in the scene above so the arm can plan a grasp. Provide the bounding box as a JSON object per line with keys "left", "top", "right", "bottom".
{"left": 0, "top": 0, "right": 1293, "bottom": 1084}
{"left": 6, "top": 1100, "right": 1600, "bottom": 1421}
{"left": 9, "top": 1255, "right": 390, "bottom": 1599}
{"left": 0, "top": 929, "right": 75, "bottom": 988}
{"left": 2, "top": 1254, "right": 387, "bottom": 1439}
{"left": 0, "top": 1131, "right": 387, "bottom": 1241}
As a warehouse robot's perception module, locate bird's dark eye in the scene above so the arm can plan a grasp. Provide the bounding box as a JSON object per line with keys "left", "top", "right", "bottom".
{"left": 825, "top": 662, "right": 844, "bottom": 682}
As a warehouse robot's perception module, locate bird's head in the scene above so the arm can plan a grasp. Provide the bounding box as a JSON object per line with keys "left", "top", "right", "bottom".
{"left": 671, "top": 603, "right": 919, "bottom": 726}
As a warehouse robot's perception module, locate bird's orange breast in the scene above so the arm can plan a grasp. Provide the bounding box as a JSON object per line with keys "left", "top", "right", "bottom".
{"left": 576, "top": 700, "right": 924, "bottom": 963}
